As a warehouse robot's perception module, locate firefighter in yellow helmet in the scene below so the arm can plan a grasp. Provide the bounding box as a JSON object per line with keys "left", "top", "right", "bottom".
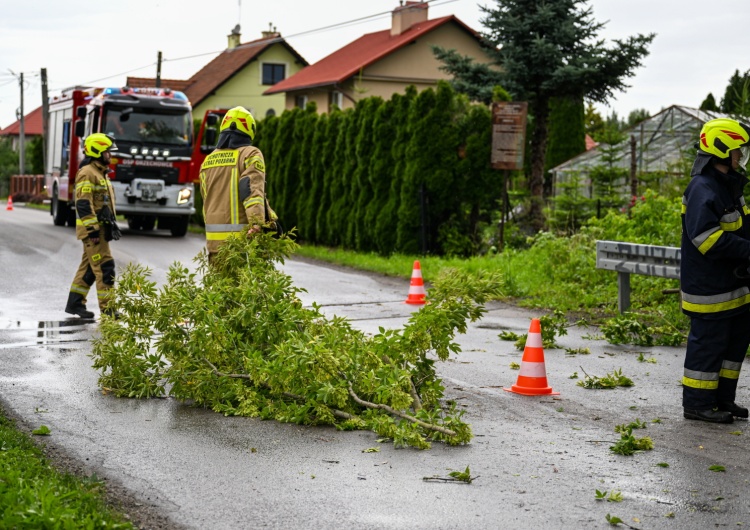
{"left": 681, "top": 118, "right": 750, "bottom": 423}
{"left": 199, "top": 106, "right": 279, "bottom": 261}
{"left": 64, "top": 133, "right": 121, "bottom": 319}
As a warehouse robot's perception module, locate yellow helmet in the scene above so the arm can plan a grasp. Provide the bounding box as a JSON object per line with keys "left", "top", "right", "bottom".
{"left": 84, "top": 133, "right": 118, "bottom": 158}
{"left": 698, "top": 118, "right": 750, "bottom": 159}
{"left": 219, "top": 106, "right": 256, "bottom": 141}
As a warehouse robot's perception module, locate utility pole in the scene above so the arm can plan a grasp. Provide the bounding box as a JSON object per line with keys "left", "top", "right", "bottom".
{"left": 41, "top": 68, "right": 49, "bottom": 178}
{"left": 18, "top": 72, "right": 25, "bottom": 176}
{"left": 156, "top": 51, "right": 162, "bottom": 88}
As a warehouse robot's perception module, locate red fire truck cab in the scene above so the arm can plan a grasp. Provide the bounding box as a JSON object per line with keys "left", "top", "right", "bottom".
{"left": 45, "top": 86, "right": 196, "bottom": 237}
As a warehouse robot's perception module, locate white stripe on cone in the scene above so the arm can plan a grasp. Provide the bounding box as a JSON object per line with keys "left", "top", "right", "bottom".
{"left": 526, "top": 332, "right": 543, "bottom": 348}
{"left": 518, "top": 362, "right": 548, "bottom": 378}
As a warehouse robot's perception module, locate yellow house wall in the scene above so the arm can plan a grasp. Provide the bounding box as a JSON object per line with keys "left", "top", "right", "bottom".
{"left": 193, "top": 43, "right": 305, "bottom": 121}
{"left": 278, "top": 22, "right": 496, "bottom": 114}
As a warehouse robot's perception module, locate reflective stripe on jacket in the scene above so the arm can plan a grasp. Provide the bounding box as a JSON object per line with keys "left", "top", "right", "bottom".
{"left": 680, "top": 164, "right": 750, "bottom": 318}
{"left": 74, "top": 160, "right": 116, "bottom": 240}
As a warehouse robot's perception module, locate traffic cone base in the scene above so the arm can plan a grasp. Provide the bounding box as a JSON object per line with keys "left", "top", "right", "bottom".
{"left": 6, "top": 196, "right": 13, "bottom": 211}
{"left": 503, "top": 318, "right": 559, "bottom": 396}
{"left": 404, "top": 260, "right": 427, "bottom": 305}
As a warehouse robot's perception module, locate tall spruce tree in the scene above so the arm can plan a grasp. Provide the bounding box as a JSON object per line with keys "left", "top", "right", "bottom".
{"left": 720, "top": 69, "right": 750, "bottom": 117}
{"left": 700, "top": 93, "right": 719, "bottom": 112}
{"left": 434, "top": 0, "right": 654, "bottom": 231}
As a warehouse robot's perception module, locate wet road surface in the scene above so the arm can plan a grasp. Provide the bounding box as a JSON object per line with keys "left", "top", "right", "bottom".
{"left": 1, "top": 205, "right": 749, "bottom": 529}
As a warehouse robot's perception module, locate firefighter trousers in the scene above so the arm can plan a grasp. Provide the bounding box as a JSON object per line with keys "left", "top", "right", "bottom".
{"left": 683, "top": 313, "right": 750, "bottom": 410}
{"left": 66, "top": 235, "right": 116, "bottom": 312}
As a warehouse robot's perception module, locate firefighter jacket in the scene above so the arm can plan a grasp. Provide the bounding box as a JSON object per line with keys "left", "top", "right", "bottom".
{"left": 74, "top": 159, "right": 116, "bottom": 241}
{"left": 200, "top": 144, "right": 276, "bottom": 254}
{"left": 680, "top": 159, "right": 750, "bottom": 319}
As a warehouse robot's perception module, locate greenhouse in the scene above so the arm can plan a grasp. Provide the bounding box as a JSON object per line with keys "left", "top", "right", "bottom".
{"left": 550, "top": 105, "right": 727, "bottom": 198}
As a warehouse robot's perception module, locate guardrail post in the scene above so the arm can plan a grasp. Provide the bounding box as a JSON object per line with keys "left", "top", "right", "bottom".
{"left": 617, "top": 271, "right": 631, "bottom": 314}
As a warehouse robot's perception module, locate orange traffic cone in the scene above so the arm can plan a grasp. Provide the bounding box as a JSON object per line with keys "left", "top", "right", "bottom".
{"left": 503, "top": 318, "right": 559, "bottom": 396}
{"left": 6, "top": 196, "right": 13, "bottom": 211}
{"left": 404, "top": 260, "right": 427, "bottom": 305}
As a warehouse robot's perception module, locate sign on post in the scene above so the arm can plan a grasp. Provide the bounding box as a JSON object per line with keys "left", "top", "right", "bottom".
{"left": 491, "top": 102, "right": 527, "bottom": 170}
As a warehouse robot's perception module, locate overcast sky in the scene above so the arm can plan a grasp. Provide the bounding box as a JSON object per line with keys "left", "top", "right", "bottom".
{"left": 1, "top": 0, "right": 749, "bottom": 129}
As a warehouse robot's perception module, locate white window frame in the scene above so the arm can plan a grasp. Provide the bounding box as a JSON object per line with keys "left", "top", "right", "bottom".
{"left": 330, "top": 90, "right": 343, "bottom": 110}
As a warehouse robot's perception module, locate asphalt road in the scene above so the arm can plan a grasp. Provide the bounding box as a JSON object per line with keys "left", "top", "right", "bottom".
{"left": 1, "top": 203, "right": 749, "bottom": 530}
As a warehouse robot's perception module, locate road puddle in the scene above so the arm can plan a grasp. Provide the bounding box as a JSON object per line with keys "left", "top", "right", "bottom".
{"left": 0, "top": 320, "right": 96, "bottom": 349}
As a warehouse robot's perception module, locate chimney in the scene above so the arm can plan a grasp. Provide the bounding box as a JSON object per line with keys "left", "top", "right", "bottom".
{"left": 391, "top": 1, "right": 428, "bottom": 37}
{"left": 262, "top": 23, "right": 280, "bottom": 40}
{"left": 227, "top": 24, "right": 241, "bottom": 49}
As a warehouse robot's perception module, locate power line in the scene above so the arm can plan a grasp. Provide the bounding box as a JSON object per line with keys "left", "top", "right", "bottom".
{"left": 50, "top": 0, "right": 459, "bottom": 91}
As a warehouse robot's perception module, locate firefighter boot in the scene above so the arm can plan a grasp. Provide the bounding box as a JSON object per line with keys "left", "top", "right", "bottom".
{"left": 102, "top": 308, "right": 122, "bottom": 320}
{"left": 717, "top": 401, "right": 749, "bottom": 418}
{"left": 683, "top": 408, "right": 734, "bottom": 423}
{"left": 65, "top": 292, "right": 95, "bottom": 319}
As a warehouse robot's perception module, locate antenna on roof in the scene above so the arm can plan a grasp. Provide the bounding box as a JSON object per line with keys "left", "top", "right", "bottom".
{"left": 238, "top": 0, "right": 242, "bottom": 27}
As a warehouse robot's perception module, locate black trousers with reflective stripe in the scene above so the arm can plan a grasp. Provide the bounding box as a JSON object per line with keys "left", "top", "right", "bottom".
{"left": 683, "top": 313, "right": 750, "bottom": 409}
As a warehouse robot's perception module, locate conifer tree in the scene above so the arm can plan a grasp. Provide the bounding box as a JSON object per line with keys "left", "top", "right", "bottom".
{"left": 367, "top": 98, "right": 397, "bottom": 254}
{"left": 303, "top": 112, "right": 328, "bottom": 243}
{"left": 397, "top": 82, "right": 459, "bottom": 254}
{"left": 341, "top": 104, "right": 365, "bottom": 249}
{"left": 326, "top": 108, "right": 354, "bottom": 245}
{"left": 546, "top": 96, "right": 586, "bottom": 196}
{"left": 434, "top": 0, "right": 654, "bottom": 231}
{"left": 352, "top": 97, "right": 383, "bottom": 251}
{"left": 270, "top": 108, "right": 299, "bottom": 226}
{"left": 316, "top": 110, "right": 344, "bottom": 245}
{"left": 293, "top": 103, "right": 319, "bottom": 240}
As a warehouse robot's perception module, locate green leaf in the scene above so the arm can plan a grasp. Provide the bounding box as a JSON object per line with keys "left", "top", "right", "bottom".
{"left": 32, "top": 425, "right": 50, "bottom": 436}
{"left": 708, "top": 465, "right": 726, "bottom": 472}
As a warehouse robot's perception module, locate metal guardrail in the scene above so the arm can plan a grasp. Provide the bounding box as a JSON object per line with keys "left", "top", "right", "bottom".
{"left": 595, "top": 240, "right": 680, "bottom": 313}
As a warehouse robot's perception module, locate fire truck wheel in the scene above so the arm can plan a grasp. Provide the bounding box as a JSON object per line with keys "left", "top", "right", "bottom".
{"left": 51, "top": 188, "right": 68, "bottom": 227}
{"left": 170, "top": 216, "right": 189, "bottom": 237}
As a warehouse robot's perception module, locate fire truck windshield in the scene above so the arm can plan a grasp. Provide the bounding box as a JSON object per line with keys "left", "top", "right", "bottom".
{"left": 103, "top": 107, "right": 191, "bottom": 146}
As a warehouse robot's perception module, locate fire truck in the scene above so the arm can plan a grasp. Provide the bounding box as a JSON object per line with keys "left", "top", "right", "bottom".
{"left": 45, "top": 86, "right": 196, "bottom": 237}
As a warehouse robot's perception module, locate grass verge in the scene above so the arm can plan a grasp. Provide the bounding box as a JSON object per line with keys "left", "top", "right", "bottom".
{"left": 0, "top": 405, "right": 134, "bottom": 528}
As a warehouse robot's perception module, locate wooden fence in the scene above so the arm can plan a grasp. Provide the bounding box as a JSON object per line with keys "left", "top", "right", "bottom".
{"left": 10, "top": 175, "right": 46, "bottom": 198}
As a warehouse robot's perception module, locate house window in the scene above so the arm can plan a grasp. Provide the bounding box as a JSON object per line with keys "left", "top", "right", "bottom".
{"left": 265, "top": 108, "right": 276, "bottom": 118}
{"left": 295, "top": 95, "right": 308, "bottom": 109}
{"left": 262, "top": 63, "right": 286, "bottom": 85}
{"left": 330, "top": 91, "right": 343, "bottom": 110}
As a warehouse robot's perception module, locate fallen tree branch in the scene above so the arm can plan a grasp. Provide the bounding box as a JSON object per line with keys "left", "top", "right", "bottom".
{"left": 204, "top": 358, "right": 358, "bottom": 421}
{"left": 347, "top": 382, "right": 456, "bottom": 437}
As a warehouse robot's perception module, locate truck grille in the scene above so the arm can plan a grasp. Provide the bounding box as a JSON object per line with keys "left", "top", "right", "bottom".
{"left": 114, "top": 165, "right": 180, "bottom": 185}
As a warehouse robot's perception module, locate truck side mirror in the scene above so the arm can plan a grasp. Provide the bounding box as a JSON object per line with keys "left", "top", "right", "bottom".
{"left": 74, "top": 120, "right": 85, "bottom": 138}
{"left": 207, "top": 113, "right": 220, "bottom": 126}
{"left": 76, "top": 107, "right": 86, "bottom": 119}
{"left": 205, "top": 128, "right": 217, "bottom": 147}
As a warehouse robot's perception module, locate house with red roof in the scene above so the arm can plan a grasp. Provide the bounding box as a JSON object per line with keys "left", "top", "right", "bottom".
{"left": 0, "top": 105, "right": 43, "bottom": 150}
{"left": 264, "top": 2, "right": 496, "bottom": 113}
{"left": 129, "top": 25, "right": 308, "bottom": 121}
